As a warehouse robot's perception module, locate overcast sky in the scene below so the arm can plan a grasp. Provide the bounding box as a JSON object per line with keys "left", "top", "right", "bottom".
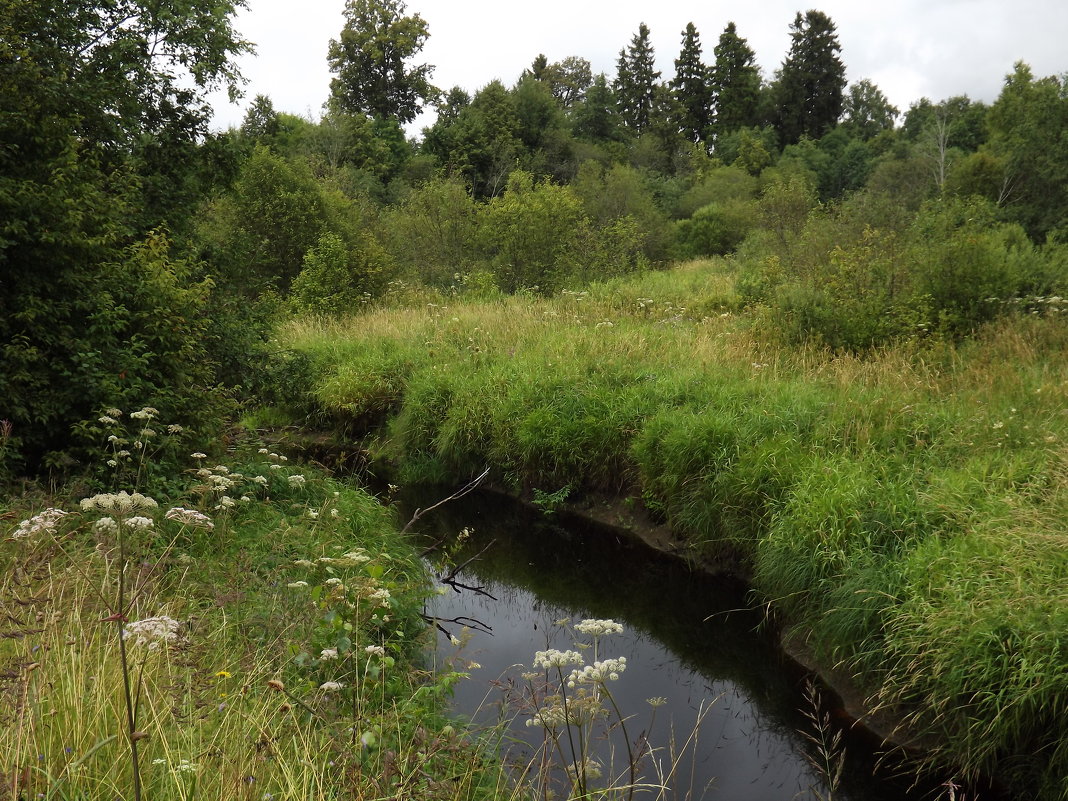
{"left": 207, "top": 0, "right": 1068, "bottom": 136}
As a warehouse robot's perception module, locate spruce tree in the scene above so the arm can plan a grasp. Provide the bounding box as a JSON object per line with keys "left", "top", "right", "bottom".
{"left": 709, "top": 22, "right": 763, "bottom": 143}
{"left": 772, "top": 10, "right": 846, "bottom": 146}
{"left": 671, "top": 23, "right": 710, "bottom": 144}
{"left": 614, "top": 23, "right": 661, "bottom": 133}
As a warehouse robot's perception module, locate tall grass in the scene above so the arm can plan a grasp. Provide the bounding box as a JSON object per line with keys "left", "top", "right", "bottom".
{"left": 0, "top": 435, "right": 518, "bottom": 801}
{"left": 281, "top": 257, "right": 1068, "bottom": 798}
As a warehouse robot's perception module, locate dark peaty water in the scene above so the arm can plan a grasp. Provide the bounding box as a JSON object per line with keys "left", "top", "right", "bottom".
{"left": 406, "top": 487, "right": 951, "bottom": 801}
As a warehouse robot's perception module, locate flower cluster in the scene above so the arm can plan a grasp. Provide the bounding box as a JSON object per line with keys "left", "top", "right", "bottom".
{"left": 164, "top": 507, "right": 215, "bottom": 530}
{"left": 123, "top": 615, "right": 183, "bottom": 650}
{"left": 568, "top": 657, "right": 626, "bottom": 687}
{"left": 574, "top": 618, "right": 623, "bottom": 638}
{"left": 80, "top": 491, "right": 158, "bottom": 516}
{"left": 533, "top": 649, "right": 585, "bottom": 670}
{"left": 13, "top": 508, "right": 68, "bottom": 540}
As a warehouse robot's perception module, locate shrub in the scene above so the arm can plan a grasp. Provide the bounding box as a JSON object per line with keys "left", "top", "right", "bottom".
{"left": 290, "top": 232, "right": 394, "bottom": 318}
{"left": 480, "top": 171, "right": 585, "bottom": 294}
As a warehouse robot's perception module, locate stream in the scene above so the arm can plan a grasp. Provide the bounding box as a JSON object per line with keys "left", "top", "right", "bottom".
{"left": 404, "top": 486, "right": 954, "bottom": 801}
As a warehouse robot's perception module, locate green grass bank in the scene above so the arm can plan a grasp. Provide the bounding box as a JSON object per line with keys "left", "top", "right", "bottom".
{"left": 1, "top": 421, "right": 512, "bottom": 801}
{"left": 282, "top": 259, "right": 1068, "bottom": 799}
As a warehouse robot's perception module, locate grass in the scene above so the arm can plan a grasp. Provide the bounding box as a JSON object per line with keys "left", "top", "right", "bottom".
{"left": 280, "top": 257, "right": 1068, "bottom": 799}
{"left": 0, "top": 427, "right": 518, "bottom": 801}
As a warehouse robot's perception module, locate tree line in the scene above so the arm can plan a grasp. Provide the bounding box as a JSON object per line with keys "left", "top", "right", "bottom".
{"left": 1, "top": 0, "right": 1066, "bottom": 475}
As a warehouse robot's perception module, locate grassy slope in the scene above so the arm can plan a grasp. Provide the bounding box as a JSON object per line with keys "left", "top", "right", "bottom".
{"left": 285, "top": 259, "right": 1068, "bottom": 799}
{"left": 1, "top": 440, "right": 511, "bottom": 801}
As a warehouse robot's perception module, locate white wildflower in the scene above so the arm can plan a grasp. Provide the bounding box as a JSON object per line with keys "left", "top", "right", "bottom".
{"left": 141, "top": 428, "right": 157, "bottom": 438}
{"left": 368, "top": 588, "right": 391, "bottom": 606}
{"left": 287, "top": 474, "right": 306, "bottom": 488}
{"left": 287, "top": 581, "right": 309, "bottom": 588}
{"left": 575, "top": 618, "right": 623, "bottom": 638}
{"left": 106, "top": 459, "right": 118, "bottom": 467}
{"left": 269, "top": 464, "right": 282, "bottom": 471}
{"left": 533, "top": 649, "right": 585, "bottom": 669}
{"left": 98, "top": 416, "right": 118, "bottom": 425}
{"left": 319, "top": 681, "right": 344, "bottom": 692}
{"left": 364, "top": 645, "right": 386, "bottom": 657}
{"left": 123, "top": 616, "right": 182, "bottom": 649}
{"left": 13, "top": 508, "right": 68, "bottom": 539}
{"left": 319, "top": 648, "right": 339, "bottom": 660}
{"left": 164, "top": 508, "right": 214, "bottom": 530}
{"left": 324, "top": 577, "right": 343, "bottom": 586}
{"left": 190, "top": 452, "right": 207, "bottom": 460}
{"left": 259, "top": 448, "right": 270, "bottom": 454}
{"left": 105, "top": 408, "right": 123, "bottom": 418}
{"left": 80, "top": 491, "right": 158, "bottom": 515}
{"left": 93, "top": 517, "right": 118, "bottom": 535}
{"left": 129, "top": 407, "right": 158, "bottom": 420}
{"left": 167, "top": 424, "right": 184, "bottom": 434}
{"left": 293, "top": 559, "right": 314, "bottom": 568}
{"left": 568, "top": 657, "right": 626, "bottom": 686}
{"left": 125, "top": 516, "right": 154, "bottom": 532}
{"left": 252, "top": 475, "right": 269, "bottom": 485}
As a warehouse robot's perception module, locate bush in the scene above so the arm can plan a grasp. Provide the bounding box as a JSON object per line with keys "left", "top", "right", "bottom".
{"left": 290, "top": 232, "right": 394, "bottom": 318}
{"left": 674, "top": 199, "right": 755, "bottom": 258}
{"left": 480, "top": 171, "right": 585, "bottom": 294}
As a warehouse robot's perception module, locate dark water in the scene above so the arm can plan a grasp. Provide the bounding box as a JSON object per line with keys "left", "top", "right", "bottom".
{"left": 405, "top": 488, "right": 950, "bottom": 801}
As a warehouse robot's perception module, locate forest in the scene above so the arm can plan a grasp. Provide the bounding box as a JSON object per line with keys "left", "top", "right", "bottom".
{"left": 2, "top": 0, "right": 1067, "bottom": 799}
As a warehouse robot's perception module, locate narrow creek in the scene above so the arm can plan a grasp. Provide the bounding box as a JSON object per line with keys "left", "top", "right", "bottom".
{"left": 400, "top": 486, "right": 953, "bottom": 801}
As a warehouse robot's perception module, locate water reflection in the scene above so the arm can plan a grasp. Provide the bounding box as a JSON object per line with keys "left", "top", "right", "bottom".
{"left": 406, "top": 487, "right": 940, "bottom": 801}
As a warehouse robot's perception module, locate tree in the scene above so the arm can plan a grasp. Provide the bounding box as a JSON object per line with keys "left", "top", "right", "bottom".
{"left": 841, "top": 79, "right": 899, "bottom": 140}
{"left": 773, "top": 11, "right": 846, "bottom": 146}
{"left": 985, "top": 62, "right": 1068, "bottom": 240}
{"left": 546, "top": 56, "right": 593, "bottom": 109}
{"left": 708, "top": 22, "right": 763, "bottom": 144}
{"left": 671, "top": 23, "right": 711, "bottom": 144}
{"left": 615, "top": 23, "right": 661, "bottom": 133}
{"left": 572, "top": 73, "right": 624, "bottom": 143}
{"left": 0, "top": 0, "right": 248, "bottom": 471}
{"left": 241, "top": 94, "right": 281, "bottom": 143}
{"left": 327, "top": 0, "right": 436, "bottom": 124}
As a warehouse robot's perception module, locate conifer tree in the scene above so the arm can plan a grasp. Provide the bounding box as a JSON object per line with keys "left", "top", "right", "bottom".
{"left": 614, "top": 23, "right": 661, "bottom": 133}
{"left": 772, "top": 10, "right": 846, "bottom": 146}
{"left": 671, "top": 23, "right": 710, "bottom": 143}
{"left": 709, "top": 22, "right": 763, "bottom": 142}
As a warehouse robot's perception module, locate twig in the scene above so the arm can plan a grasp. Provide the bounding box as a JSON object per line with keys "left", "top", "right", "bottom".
{"left": 403, "top": 467, "right": 491, "bottom": 536}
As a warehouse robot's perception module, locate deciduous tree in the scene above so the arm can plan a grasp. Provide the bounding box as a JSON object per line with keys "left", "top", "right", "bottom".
{"left": 328, "top": 0, "right": 436, "bottom": 124}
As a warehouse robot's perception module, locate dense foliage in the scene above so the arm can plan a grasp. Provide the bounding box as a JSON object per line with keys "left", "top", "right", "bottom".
{"left": 4, "top": 0, "right": 1068, "bottom": 487}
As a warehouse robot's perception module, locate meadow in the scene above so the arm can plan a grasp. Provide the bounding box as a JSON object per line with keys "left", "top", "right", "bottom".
{"left": 281, "top": 258, "right": 1068, "bottom": 798}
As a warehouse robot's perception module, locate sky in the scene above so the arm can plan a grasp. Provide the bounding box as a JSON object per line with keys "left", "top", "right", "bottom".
{"left": 206, "top": 0, "right": 1068, "bottom": 136}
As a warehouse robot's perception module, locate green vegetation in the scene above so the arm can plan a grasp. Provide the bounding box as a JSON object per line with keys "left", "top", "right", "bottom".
{"left": 1, "top": 412, "right": 513, "bottom": 800}
{"left": 4, "top": 0, "right": 1068, "bottom": 798}
{"left": 279, "top": 258, "right": 1068, "bottom": 797}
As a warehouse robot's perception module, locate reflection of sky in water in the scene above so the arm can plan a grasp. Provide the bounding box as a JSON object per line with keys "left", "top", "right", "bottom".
{"left": 429, "top": 576, "right": 820, "bottom": 800}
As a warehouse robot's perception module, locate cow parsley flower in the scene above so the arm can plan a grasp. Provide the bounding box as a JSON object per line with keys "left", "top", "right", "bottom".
{"left": 123, "top": 616, "right": 182, "bottom": 649}
{"left": 319, "top": 648, "right": 339, "bottom": 660}
{"left": 125, "top": 516, "right": 154, "bottom": 532}
{"left": 164, "top": 508, "right": 214, "bottom": 530}
{"left": 80, "top": 491, "right": 158, "bottom": 515}
{"left": 533, "top": 649, "right": 585, "bottom": 669}
{"left": 287, "top": 474, "right": 306, "bottom": 488}
{"left": 13, "top": 508, "right": 68, "bottom": 539}
{"left": 129, "top": 407, "right": 158, "bottom": 420}
{"left": 319, "top": 681, "right": 344, "bottom": 692}
{"left": 575, "top": 618, "right": 623, "bottom": 637}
